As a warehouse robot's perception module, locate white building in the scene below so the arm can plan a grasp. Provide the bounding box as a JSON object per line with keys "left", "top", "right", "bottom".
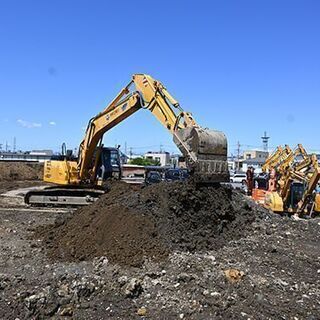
{"left": 241, "top": 158, "right": 265, "bottom": 173}
{"left": 127, "top": 153, "right": 142, "bottom": 161}
{"left": 144, "top": 151, "right": 171, "bottom": 167}
{"left": 227, "top": 150, "right": 269, "bottom": 173}
{"left": 0, "top": 150, "right": 53, "bottom": 162}
{"left": 243, "top": 150, "right": 269, "bottom": 161}
{"left": 29, "top": 150, "right": 53, "bottom": 156}
{"left": 241, "top": 150, "right": 269, "bottom": 173}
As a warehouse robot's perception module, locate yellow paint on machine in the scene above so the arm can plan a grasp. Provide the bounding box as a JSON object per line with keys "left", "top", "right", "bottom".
{"left": 43, "top": 160, "right": 79, "bottom": 185}
{"left": 264, "top": 191, "right": 284, "bottom": 213}
{"left": 315, "top": 194, "right": 320, "bottom": 213}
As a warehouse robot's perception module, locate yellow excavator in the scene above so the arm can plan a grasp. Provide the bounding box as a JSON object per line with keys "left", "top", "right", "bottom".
{"left": 261, "top": 145, "right": 294, "bottom": 174}
{"left": 25, "top": 74, "right": 229, "bottom": 205}
{"left": 261, "top": 144, "right": 320, "bottom": 216}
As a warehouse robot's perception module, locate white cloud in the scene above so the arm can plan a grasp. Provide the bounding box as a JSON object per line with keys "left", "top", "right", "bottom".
{"left": 17, "top": 119, "right": 42, "bottom": 128}
{"left": 49, "top": 121, "right": 57, "bottom": 126}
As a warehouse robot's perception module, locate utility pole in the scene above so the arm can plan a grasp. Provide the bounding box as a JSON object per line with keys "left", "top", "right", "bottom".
{"left": 13, "top": 137, "right": 16, "bottom": 153}
{"left": 124, "top": 142, "right": 127, "bottom": 155}
{"left": 5, "top": 141, "right": 8, "bottom": 152}
{"left": 237, "top": 141, "right": 241, "bottom": 171}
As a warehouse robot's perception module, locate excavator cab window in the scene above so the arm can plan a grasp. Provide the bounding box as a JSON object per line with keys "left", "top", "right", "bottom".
{"left": 287, "top": 182, "right": 304, "bottom": 210}
{"left": 109, "top": 149, "right": 120, "bottom": 166}
{"left": 96, "top": 147, "right": 121, "bottom": 181}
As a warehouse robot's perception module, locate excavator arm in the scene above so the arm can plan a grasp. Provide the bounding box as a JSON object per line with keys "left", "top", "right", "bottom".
{"left": 262, "top": 146, "right": 293, "bottom": 173}
{"left": 262, "top": 146, "right": 283, "bottom": 172}
{"left": 78, "top": 74, "right": 229, "bottom": 184}
{"left": 277, "top": 144, "right": 308, "bottom": 175}
{"left": 264, "top": 145, "right": 320, "bottom": 215}
{"left": 78, "top": 82, "right": 142, "bottom": 182}
{"left": 297, "top": 167, "right": 320, "bottom": 214}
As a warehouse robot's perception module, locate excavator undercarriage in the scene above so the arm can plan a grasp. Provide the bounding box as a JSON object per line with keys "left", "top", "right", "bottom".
{"left": 25, "top": 186, "right": 105, "bottom": 206}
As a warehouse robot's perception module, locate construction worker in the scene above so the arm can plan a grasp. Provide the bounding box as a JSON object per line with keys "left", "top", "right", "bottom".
{"left": 246, "top": 166, "right": 255, "bottom": 196}
{"left": 268, "top": 168, "right": 277, "bottom": 192}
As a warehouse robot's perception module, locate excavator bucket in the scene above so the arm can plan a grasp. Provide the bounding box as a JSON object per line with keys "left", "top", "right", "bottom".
{"left": 173, "top": 127, "right": 229, "bottom": 183}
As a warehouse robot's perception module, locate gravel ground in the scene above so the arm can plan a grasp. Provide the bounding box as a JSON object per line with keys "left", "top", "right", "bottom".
{"left": 0, "top": 181, "right": 319, "bottom": 319}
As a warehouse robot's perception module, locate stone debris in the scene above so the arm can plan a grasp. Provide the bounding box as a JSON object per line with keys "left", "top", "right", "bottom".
{"left": 224, "top": 269, "right": 245, "bottom": 284}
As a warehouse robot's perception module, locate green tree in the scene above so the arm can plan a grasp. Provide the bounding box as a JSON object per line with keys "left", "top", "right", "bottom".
{"left": 129, "top": 157, "right": 160, "bottom": 166}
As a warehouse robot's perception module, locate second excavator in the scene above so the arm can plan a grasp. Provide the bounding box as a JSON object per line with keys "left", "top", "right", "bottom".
{"left": 254, "top": 144, "right": 320, "bottom": 216}
{"left": 25, "top": 74, "right": 229, "bottom": 205}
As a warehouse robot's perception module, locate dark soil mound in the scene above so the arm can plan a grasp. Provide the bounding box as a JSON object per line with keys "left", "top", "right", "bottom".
{"left": 37, "top": 181, "right": 267, "bottom": 267}
{"left": 0, "top": 162, "right": 43, "bottom": 181}
{"left": 44, "top": 203, "right": 168, "bottom": 267}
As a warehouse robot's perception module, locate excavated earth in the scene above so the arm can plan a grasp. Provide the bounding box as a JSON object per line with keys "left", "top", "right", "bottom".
{"left": 38, "top": 181, "right": 263, "bottom": 267}
{"left": 0, "top": 177, "right": 319, "bottom": 319}
{"left": 0, "top": 162, "right": 43, "bottom": 182}
{"left": 0, "top": 162, "right": 44, "bottom": 194}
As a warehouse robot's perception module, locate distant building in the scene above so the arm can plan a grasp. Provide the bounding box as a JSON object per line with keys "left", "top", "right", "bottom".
{"left": 242, "top": 158, "right": 266, "bottom": 173}
{"left": 127, "top": 153, "right": 142, "bottom": 161}
{"left": 29, "top": 150, "right": 53, "bottom": 156}
{"left": 243, "top": 150, "right": 269, "bottom": 161}
{"left": 242, "top": 149, "right": 269, "bottom": 173}
{"left": 228, "top": 156, "right": 241, "bottom": 171}
{"left": 0, "top": 150, "right": 53, "bottom": 162}
{"left": 227, "top": 150, "right": 269, "bottom": 173}
{"left": 170, "top": 153, "right": 186, "bottom": 168}
{"left": 144, "top": 151, "right": 171, "bottom": 167}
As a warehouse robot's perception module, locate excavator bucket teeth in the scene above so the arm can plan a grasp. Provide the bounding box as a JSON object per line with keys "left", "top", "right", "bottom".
{"left": 173, "top": 127, "right": 229, "bottom": 183}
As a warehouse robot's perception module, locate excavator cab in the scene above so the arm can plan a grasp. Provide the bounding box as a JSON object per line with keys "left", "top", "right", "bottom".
{"left": 95, "top": 147, "right": 122, "bottom": 182}
{"left": 287, "top": 182, "right": 304, "bottom": 211}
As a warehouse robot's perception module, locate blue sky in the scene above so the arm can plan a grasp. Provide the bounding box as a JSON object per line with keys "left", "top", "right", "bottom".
{"left": 0, "top": 0, "right": 319, "bottom": 156}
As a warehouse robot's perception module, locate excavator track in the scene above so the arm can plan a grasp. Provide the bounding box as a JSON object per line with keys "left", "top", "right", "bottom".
{"left": 25, "top": 186, "right": 105, "bottom": 206}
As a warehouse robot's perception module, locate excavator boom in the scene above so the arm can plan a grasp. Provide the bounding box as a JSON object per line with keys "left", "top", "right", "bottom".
{"left": 78, "top": 74, "right": 229, "bottom": 184}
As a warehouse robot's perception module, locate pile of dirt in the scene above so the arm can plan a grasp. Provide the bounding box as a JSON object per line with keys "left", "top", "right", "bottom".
{"left": 44, "top": 202, "right": 168, "bottom": 267}
{"left": 0, "top": 162, "right": 43, "bottom": 181}
{"left": 38, "top": 181, "right": 268, "bottom": 267}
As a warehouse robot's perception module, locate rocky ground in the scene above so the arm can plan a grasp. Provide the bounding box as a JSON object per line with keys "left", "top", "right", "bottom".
{"left": 0, "top": 180, "right": 319, "bottom": 320}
